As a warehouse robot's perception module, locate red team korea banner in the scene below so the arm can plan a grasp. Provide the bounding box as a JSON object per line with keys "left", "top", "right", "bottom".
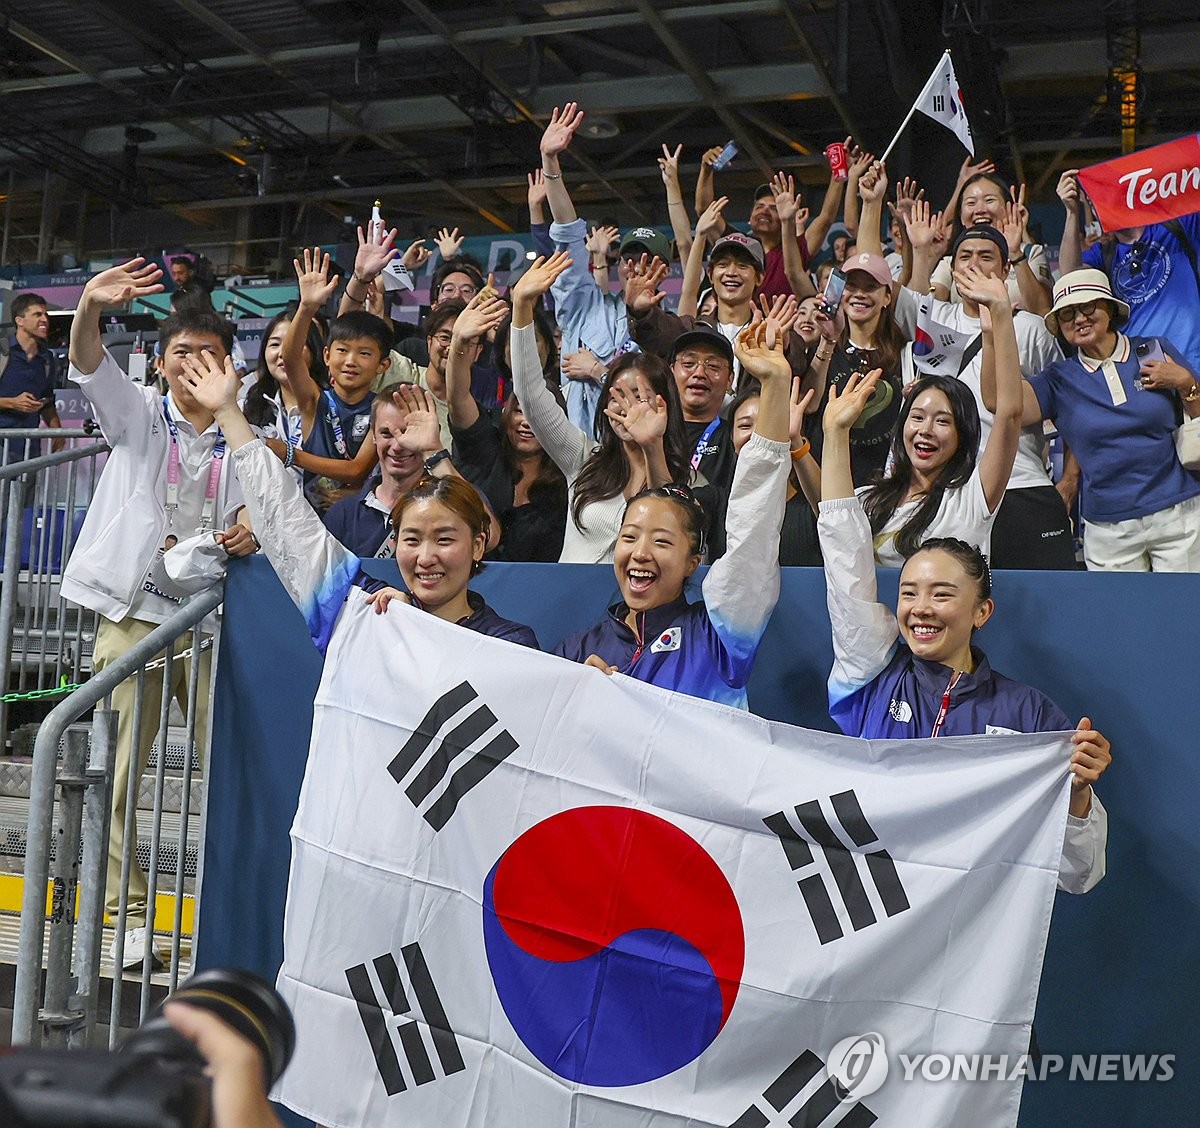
{"left": 1078, "top": 134, "right": 1200, "bottom": 232}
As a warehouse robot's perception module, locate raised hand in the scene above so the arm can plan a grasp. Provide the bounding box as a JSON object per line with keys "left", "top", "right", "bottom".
{"left": 789, "top": 376, "right": 817, "bottom": 445}
{"left": 79, "top": 258, "right": 164, "bottom": 309}
{"left": 1056, "top": 169, "right": 1081, "bottom": 213}
{"left": 848, "top": 145, "right": 876, "bottom": 182}
{"left": 759, "top": 292, "right": 799, "bottom": 348}
{"left": 857, "top": 160, "right": 889, "bottom": 204}
{"left": 540, "top": 102, "right": 584, "bottom": 158}
{"left": 354, "top": 224, "right": 398, "bottom": 282}
{"left": 434, "top": 226, "right": 464, "bottom": 260}
{"left": 957, "top": 154, "right": 997, "bottom": 187}
{"left": 180, "top": 350, "right": 240, "bottom": 415}
{"left": 586, "top": 224, "right": 619, "bottom": 257}
{"left": 953, "top": 263, "right": 1011, "bottom": 314}
{"left": 623, "top": 253, "right": 669, "bottom": 314}
{"left": 735, "top": 317, "right": 792, "bottom": 385}
{"left": 391, "top": 384, "right": 442, "bottom": 454}
{"left": 527, "top": 170, "right": 548, "bottom": 212}
{"left": 694, "top": 196, "right": 728, "bottom": 243}
{"left": 770, "top": 172, "right": 799, "bottom": 223}
{"left": 1000, "top": 200, "right": 1026, "bottom": 258}
{"left": 293, "top": 247, "right": 339, "bottom": 309}
{"left": 700, "top": 144, "right": 725, "bottom": 170}
{"left": 794, "top": 207, "right": 810, "bottom": 238}
{"left": 604, "top": 374, "right": 667, "bottom": 449}
{"left": 658, "top": 143, "right": 683, "bottom": 186}
{"left": 452, "top": 290, "right": 509, "bottom": 344}
{"left": 401, "top": 238, "right": 431, "bottom": 271}
{"left": 904, "top": 199, "right": 948, "bottom": 254}
{"left": 894, "top": 176, "right": 925, "bottom": 224}
{"left": 512, "top": 251, "right": 573, "bottom": 307}
{"left": 823, "top": 368, "right": 883, "bottom": 433}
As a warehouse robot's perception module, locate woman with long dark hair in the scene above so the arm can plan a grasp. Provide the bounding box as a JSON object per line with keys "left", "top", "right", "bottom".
{"left": 801, "top": 252, "right": 908, "bottom": 487}
{"left": 512, "top": 252, "right": 691, "bottom": 563}
{"left": 822, "top": 265, "right": 1024, "bottom": 567}
{"left": 445, "top": 291, "right": 569, "bottom": 561}
{"left": 241, "top": 307, "right": 327, "bottom": 484}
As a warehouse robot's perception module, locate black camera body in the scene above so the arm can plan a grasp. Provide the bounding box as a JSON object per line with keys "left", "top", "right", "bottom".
{"left": 0, "top": 968, "right": 294, "bottom": 1128}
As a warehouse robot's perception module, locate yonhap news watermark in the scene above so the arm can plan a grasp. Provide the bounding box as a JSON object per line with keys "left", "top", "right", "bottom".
{"left": 825, "top": 1032, "right": 1175, "bottom": 1100}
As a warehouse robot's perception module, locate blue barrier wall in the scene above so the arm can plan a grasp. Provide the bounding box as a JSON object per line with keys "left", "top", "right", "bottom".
{"left": 202, "top": 557, "right": 1199, "bottom": 1125}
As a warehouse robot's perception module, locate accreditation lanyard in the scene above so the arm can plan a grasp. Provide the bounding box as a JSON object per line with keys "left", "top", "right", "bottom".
{"left": 323, "top": 390, "right": 348, "bottom": 457}
{"left": 929, "top": 670, "right": 964, "bottom": 738}
{"left": 689, "top": 417, "right": 722, "bottom": 472}
{"left": 163, "top": 397, "right": 226, "bottom": 531}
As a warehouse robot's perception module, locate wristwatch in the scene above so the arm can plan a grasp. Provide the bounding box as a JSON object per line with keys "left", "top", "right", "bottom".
{"left": 423, "top": 449, "right": 452, "bottom": 474}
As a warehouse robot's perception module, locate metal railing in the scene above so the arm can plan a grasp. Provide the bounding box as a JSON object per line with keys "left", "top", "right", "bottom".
{"left": 10, "top": 586, "right": 222, "bottom": 1047}
{"left": 1, "top": 430, "right": 109, "bottom": 752}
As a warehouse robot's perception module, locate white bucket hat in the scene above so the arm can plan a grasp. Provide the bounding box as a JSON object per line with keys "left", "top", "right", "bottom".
{"left": 1045, "top": 268, "right": 1131, "bottom": 334}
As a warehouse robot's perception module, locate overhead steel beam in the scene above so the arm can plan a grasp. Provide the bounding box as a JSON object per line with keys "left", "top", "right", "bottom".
{"left": 775, "top": 0, "right": 861, "bottom": 144}
{"left": 0, "top": 2, "right": 787, "bottom": 94}
{"left": 630, "top": 0, "right": 772, "bottom": 177}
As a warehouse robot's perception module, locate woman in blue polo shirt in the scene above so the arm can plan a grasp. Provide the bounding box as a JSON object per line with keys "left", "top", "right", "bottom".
{"left": 981, "top": 267, "right": 1200, "bottom": 571}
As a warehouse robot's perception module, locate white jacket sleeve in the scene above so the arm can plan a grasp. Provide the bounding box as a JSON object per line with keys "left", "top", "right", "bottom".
{"left": 548, "top": 218, "right": 599, "bottom": 334}
{"left": 230, "top": 439, "right": 361, "bottom": 654}
{"left": 69, "top": 349, "right": 155, "bottom": 448}
{"left": 817, "top": 496, "right": 902, "bottom": 700}
{"left": 510, "top": 322, "right": 591, "bottom": 481}
{"left": 702, "top": 432, "right": 788, "bottom": 664}
{"left": 1058, "top": 793, "right": 1108, "bottom": 894}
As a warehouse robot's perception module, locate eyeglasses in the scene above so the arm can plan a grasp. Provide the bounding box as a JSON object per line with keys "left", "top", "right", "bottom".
{"left": 676, "top": 356, "right": 731, "bottom": 378}
{"left": 1058, "top": 301, "right": 1100, "bottom": 323}
{"left": 430, "top": 331, "right": 455, "bottom": 346}
{"left": 438, "top": 282, "right": 478, "bottom": 298}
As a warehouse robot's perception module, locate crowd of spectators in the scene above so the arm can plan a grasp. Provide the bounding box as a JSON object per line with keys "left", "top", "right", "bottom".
{"left": 14, "top": 98, "right": 1196, "bottom": 963}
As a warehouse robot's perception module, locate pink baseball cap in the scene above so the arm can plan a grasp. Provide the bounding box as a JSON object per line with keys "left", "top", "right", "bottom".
{"left": 842, "top": 251, "right": 892, "bottom": 288}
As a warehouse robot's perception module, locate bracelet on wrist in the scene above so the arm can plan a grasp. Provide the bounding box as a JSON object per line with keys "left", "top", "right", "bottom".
{"left": 790, "top": 438, "right": 811, "bottom": 460}
{"left": 541, "top": 170, "right": 563, "bottom": 181}
{"left": 423, "top": 449, "right": 452, "bottom": 475}
{"left": 1009, "top": 252, "right": 1027, "bottom": 265}
{"left": 1185, "top": 384, "right": 1200, "bottom": 403}
{"left": 283, "top": 440, "right": 296, "bottom": 469}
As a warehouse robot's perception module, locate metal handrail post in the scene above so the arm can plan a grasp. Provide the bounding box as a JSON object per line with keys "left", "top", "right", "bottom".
{"left": 0, "top": 473, "right": 28, "bottom": 743}
{"left": 11, "top": 587, "right": 223, "bottom": 1046}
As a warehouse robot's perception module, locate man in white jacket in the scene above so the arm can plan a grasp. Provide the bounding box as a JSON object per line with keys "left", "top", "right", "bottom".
{"left": 61, "top": 259, "right": 257, "bottom": 968}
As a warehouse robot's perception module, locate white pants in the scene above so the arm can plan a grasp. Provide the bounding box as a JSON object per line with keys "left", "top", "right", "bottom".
{"left": 1083, "top": 494, "right": 1200, "bottom": 572}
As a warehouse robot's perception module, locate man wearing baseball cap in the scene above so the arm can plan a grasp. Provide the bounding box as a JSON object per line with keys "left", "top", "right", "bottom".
{"left": 857, "top": 169, "right": 1077, "bottom": 570}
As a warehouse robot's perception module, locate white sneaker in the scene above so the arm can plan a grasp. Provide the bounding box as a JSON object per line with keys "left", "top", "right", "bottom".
{"left": 110, "top": 926, "right": 165, "bottom": 970}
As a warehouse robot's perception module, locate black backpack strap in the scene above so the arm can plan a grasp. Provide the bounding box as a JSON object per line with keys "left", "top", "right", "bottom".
{"left": 957, "top": 334, "right": 984, "bottom": 376}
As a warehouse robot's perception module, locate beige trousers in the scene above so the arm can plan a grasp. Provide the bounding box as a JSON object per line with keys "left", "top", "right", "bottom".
{"left": 93, "top": 614, "right": 211, "bottom": 930}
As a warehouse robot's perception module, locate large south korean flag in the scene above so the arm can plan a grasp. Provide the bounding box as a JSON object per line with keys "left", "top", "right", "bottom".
{"left": 274, "top": 599, "right": 1072, "bottom": 1128}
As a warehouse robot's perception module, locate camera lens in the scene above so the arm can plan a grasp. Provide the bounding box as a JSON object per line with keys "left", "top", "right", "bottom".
{"left": 125, "top": 967, "right": 296, "bottom": 1087}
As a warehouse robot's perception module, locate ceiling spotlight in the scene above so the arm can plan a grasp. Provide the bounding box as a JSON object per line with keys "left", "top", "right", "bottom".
{"left": 580, "top": 114, "right": 619, "bottom": 140}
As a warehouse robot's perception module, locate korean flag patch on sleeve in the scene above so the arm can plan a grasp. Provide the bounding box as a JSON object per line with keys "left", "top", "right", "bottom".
{"left": 650, "top": 626, "right": 682, "bottom": 653}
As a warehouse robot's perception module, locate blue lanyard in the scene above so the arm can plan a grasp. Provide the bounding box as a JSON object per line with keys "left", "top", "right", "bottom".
{"left": 323, "top": 390, "right": 348, "bottom": 457}
{"left": 690, "top": 417, "right": 722, "bottom": 472}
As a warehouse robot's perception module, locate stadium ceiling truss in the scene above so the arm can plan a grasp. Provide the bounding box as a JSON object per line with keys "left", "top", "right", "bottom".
{"left": 0, "top": 0, "right": 1195, "bottom": 254}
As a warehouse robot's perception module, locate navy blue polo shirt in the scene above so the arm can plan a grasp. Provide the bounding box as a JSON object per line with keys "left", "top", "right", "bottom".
{"left": 323, "top": 476, "right": 392, "bottom": 557}
{"left": 1, "top": 334, "right": 57, "bottom": 462}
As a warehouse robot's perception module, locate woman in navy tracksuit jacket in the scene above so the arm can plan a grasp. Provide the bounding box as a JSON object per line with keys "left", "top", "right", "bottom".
{"left": 817, "top": 489, "right": 1110, "bottom": 894}
{"left": 551, "top": 313, "right": 793, "bottom": 710}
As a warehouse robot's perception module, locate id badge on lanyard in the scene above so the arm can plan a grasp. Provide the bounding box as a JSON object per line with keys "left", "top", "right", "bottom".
{"left": 323, "top": 390, "right": 348, "bottom": 457}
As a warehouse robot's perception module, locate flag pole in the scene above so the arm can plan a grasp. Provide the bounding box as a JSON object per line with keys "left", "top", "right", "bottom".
{"left": 879, "top": 50, "right": 951, "bottom": 164}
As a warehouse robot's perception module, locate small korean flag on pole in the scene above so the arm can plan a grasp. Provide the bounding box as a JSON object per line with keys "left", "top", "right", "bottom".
{"left": 914, "top": 50, "right": 975, "bottom": 155}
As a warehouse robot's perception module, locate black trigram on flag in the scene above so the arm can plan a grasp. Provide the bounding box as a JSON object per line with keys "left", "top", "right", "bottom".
{"left": 730, "top": 1048, "right": 877, "bottom": 1127}
{"left": 388, "top": 680, "right": 518, "bottom": 830}
{"left": 764, "top": 789, "right": 910, "bottom": 945}
{"left": 345, "top": 943, "right": 466, "bottom": 1096}
{"left": 932, "top": 93, "right": 946, "bottom": 113}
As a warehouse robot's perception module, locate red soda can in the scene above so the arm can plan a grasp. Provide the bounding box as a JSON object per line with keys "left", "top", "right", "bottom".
{"left": 825, "top": 141, "right": 849, "bottom": 182}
